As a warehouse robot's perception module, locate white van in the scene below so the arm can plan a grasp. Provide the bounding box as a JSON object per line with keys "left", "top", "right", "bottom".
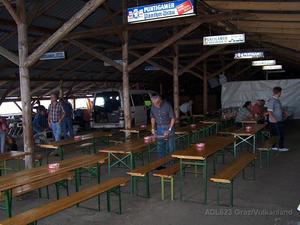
{"left": 91, "top": 89, "right": 157, "bottom": 129}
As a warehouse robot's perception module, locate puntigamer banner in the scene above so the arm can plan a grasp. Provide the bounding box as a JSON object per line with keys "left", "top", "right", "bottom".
{"left": 127, "top": 0, "right": 195, "bottom": 24}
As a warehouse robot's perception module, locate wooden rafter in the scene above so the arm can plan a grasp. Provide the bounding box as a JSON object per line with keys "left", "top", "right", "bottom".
{"left": 70, "top": 40, "right": 122, "bottom": 72}
{"left": 208, "top": 60, "right": 239, "bottom": 79}
{"left": 25, "top": 0, "right": 108, "bottom": 68}
{"left": 1, "top": 0, "right": 20, "bottom": 24}
{"left": 204, "top": 1, "right": 300, "bottom": 11}
{"left": 128, "top": 21, "right": 203, "bottom": 72}
{"left": 0, "top": 45, "right": 19, "bottom": 65}
{"left": 178, "top": 45, "right": 226, "bottom": 76}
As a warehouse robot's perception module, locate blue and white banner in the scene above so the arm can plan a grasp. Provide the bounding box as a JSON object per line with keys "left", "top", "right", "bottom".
{"left": 128, "top": 0, "right": 195, "bottom": 24}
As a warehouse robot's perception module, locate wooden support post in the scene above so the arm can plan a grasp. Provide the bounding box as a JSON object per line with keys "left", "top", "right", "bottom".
{"left": 160, "top": 83, "right": 163, "bottom": 96}
{"left": 173, "top": 39, "right": 179, "bottom": 123}
{"left": 122, "top": 0, "right": 131, "bottom": 134}
{"left": 203, "top": 60, "right": 208, "bottom": 114}
{"left": 17, "top": 0, "right": 34, "bottom": 168}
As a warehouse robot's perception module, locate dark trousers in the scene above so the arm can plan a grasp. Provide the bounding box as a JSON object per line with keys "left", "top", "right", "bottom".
{"left": 270, "top": 122, "right": 284, "bottom": 148}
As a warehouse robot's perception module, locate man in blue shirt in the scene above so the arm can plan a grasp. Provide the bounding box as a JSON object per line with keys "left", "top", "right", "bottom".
{"left": 150, "top": 95, "right": 176, "bottom": 159}
{"left": 266, "top": 86, "right": 288, "bottom": 152}
{"left": 60, "top": 98, "right": 74, "bottom": 139}
{"left": 33, "top": 106, "right": 48, "bottom": 134}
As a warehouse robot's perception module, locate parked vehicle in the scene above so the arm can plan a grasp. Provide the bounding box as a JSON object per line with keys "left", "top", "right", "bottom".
{"left": 91, "top": 89, "right": 157, "bottom": 129}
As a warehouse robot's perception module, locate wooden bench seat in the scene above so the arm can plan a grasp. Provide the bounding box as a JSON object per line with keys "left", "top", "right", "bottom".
{"left": 0, "top": 177, "right": 129, "bottom": 225}
{"left": 0, "top": 172, "right": 74, "bottom": 201}
{"left": 127, "top": 155, "right": 174, "bottom": 197}
{"left": 210, "top": 152, "right": 256, "bottom": 206}
{"left": 257, "top": 136, "right": 277, "bottom": 168}
{"left": 153, "top": 163, "right": 180, "bottom": 200}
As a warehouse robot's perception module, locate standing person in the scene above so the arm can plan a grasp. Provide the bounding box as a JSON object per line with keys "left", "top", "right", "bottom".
{"left": 60, "top": 98, "right": 74, "bottom": 139}
{"left": 150, "top": 95, "right": 176, "bottom": 160}
{"left": 266, "top": 86, "right": 289, "bottom": 152}
{"left": 179, "top": 99, "right": 193, "bottom": 117}
{"left": 48, "top": 93, "right": 65, "bottom": 142}
{"left": 0, "top": 117, "right": 8, "bottom": 153}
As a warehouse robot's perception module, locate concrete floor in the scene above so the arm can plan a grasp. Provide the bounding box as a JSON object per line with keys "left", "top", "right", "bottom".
{"left": 1, "top": 120, "right": 300, "bottom": 225}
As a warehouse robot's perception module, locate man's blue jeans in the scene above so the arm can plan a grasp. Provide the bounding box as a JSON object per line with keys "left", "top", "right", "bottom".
{"left": 62, "top": 117, "right": 74, "bottom": 139}
{"left": 156, "top": 125, "right": 175, "bottom": 158}
{"left": 51, "top": 122, "right": 62, "bottom": 142}
{"left": 270, "top": 121, "right": 284, "bottom": 148}
{"left": 0, "top": 131, "right": 5, "bottom": 153}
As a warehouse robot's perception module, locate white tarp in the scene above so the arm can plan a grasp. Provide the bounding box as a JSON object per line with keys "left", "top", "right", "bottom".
{"left": 221, "top": 79, "right": 300, "bottom": 119}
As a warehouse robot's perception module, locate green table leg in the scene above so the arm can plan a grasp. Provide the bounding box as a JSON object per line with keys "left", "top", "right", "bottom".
{"left": 108, "top": 153, "right": 112, "bottom": 176}
{"left": 161, "top": 177, "right": 165, "bottom": 200}
{"left": 179, "top": 158, "right": 183, "bottom": 201}
{"left": 145, "top": 174, "right": 150, "bottom": 198}
{"left": 4, "top": 189, "right": 12, "bottom": 217}
{"left": 59, "top": 147, "right": 64, "bottom": 160}
{"left": 106, "top": 191, "right": 111, "bottom": 212}
{"left": 97, "top": 162, "right": 101, "bottom": 183}
{"left": 170, "top": 177, "right": 174, "bottom": 201}
{"left": 203, "top": 160, "right": 207, "bottom": 204}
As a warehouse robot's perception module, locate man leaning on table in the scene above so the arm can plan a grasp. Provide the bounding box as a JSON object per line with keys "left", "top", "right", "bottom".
{"left": 150, "top": 95, "right": 176, "bottom": 160}
{"left": 266, "top": 86, "right": 289, "bottom": 152}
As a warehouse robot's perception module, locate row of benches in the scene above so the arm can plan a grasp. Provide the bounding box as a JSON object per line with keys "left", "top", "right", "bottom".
{"left": 126, "top": 135, "right": 278, "bottom": 205}
{"left": 0, "top": 134, "right": 278, "bottom": 224}
{"left": 0, "top": 177, "right": 129, "bottom": 225}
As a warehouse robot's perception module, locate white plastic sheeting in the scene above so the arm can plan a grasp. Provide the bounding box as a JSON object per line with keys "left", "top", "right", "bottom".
{"left": 221, "top": 79, "right": 300, "bottom": 119}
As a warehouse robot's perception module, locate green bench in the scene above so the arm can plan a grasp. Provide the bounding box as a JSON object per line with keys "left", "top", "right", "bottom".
{"left": 210, "top": 152, "right": 256, "bottom": 206}
{"left": 257, "top": 136, "right": 277, "bottom": 168}
{"left": 0, "top": 177, "right": 129, "bottom": 225}
{"left": 153, "top": 163, "right": 179, "bottom": 200}
{"left": 127, "top": 155, "right": 174, "bottom": 197}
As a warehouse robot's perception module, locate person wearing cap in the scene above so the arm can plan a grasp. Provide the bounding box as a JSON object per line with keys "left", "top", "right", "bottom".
{"left": 150, "top": 95, "right": 176, "bottom": 158}
{"left": 32, "top": 106, "right": 48, "bottom": 134}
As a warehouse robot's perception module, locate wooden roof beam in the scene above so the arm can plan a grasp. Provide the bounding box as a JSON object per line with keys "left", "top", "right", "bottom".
{"left": 0, "top": 45, "right": 19, "bottom": 65}
{"left": 25, "top": 0, "right": 108, "bottom": 68}
{"left": 1, "top": 0, "right": 21, "bottom": 24}
{"left": 70, "top": 40, "right": 122, "bottom": 72}
{"left": 178, "top": 45, "right": 226, "bottom": 76}
{"left": 68, "top": 12, "right": 243, "bottom": 39}
{"left": 208, "top": 60, "right": 239, "bottom": 79}
{"left": 205, "top": 1, "right": 300, "bottom": 11}
{"left": 128, "top": 21, "right": 203, "bottom": 72}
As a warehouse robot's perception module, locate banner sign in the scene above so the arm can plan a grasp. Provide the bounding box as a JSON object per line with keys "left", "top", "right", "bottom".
{"left": 252, "top": 60, "right": 276, "bottom": 66}
{"left": 234, "top": 51, "right": 264, "bottom": 59}
{"left": 127, "top": 0, "right": 195, "bottom": 24}
{"left": 104, "top": 59, "right": 123, "bottom": 67}
{"left": 263, "top": 65, "right": 282, "bottom": 70}
{"left": 40, "top": 51, "right": 65, "bottom": 60}
{"left": 203, "top": 34, "right": 245, "bottom": 46}
{"left": 145, "top": 65, "right": 160, "bottom": 71}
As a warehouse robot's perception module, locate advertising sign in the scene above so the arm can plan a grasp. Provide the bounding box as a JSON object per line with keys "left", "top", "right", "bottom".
{"left": 203, "top": 34, "right": 245, "bottom": 46}
{"left": 40, "top": 51, "right": 65, "bottom": 60}
{"left": 234, "top": 52, "right": 264, "bottom": 59}
{"left": 127, "top": 0, "right": 195, "bottom": 24}
{"left": 252, "top": 60, "right": 276, "bottom": 66}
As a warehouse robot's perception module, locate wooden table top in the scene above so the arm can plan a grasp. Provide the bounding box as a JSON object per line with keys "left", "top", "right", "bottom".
{"left": 0, "top": 151, "right": 28, "bottom": 161}
{"left": 218, "top": 124, "right": 266, "bottom": 136}
{"left": 0, "top": 153, "right": 107, "bottom": 192}
{"left": 172, "top": 136, "right": 235, "bottom": 160}
{"left": 99, "top": 139, "right": 153, "bottom": 154}
{"left": 38, "top": 131, "right": 112, "bottom": 149}
{"left": 175, "top": 124, "right": 213, "bottom": 134}
{"left": 119, "top": 125, "right": 150, "bottom": 134}
{"left": 241, "top": 119, "right": 258, "bottom": 124}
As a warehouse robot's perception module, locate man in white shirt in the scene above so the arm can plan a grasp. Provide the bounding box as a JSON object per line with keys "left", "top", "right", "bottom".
{"left": 180, "top": 100, "right": 193, "bottom": 117}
